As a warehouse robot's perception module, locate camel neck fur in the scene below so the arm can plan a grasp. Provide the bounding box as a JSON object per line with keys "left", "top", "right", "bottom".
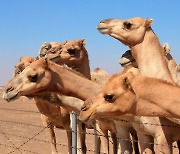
{"left": 69, "top": 49, "right": 91, "bottom": 80}
{"left": 132, "top": 76, "right": 180, "bottom": 118}
{"left": 48, "top": 62, "right": 102, "bottom": 101}
{"left": 131, "top": 28, "right": 174, "bottom": 83}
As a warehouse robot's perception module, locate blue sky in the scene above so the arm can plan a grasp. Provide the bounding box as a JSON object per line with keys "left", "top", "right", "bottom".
{"left": 0, "top": 0, "right": 180, "bottom": 85}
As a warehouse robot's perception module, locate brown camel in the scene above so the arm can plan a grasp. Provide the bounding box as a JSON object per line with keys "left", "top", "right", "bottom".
{"left": 97, "top": 17, "right": 180, "bottom": 153}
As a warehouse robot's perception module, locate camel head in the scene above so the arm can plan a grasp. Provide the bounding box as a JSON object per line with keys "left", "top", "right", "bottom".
{"left": 39, "top": 42, "right": 60, "bottom": 57}
{"left": 119, "top": 50, "right": 138, "bottom": 68}
{"left": 97, "top": 17, "right": 153, "bottom": 46}
{"left": 3, "top": 58, "right": 53, "bottom": 102}
{"left": 46, "top": 39, "right": 87, "bottom": 66}
{"left": 13, "top": 56, "right": 39, "bottom": 77}
{"left": 79, "top": 72, "right": 136, "bottom": 122}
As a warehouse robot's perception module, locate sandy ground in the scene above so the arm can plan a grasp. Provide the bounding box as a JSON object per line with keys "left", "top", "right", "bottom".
{"left": 0, "top": 88, "right": 179, "bottom": 154}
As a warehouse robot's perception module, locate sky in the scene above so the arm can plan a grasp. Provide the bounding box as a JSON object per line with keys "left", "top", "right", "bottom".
{"left": 0, "top": 0, "right": 180, "bottom": 86}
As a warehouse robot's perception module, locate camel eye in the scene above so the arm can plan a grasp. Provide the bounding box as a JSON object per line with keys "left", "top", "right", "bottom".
{"left": 124, "top": 22, "right": 132, "bottom": 30}
{"left": 104, "top": 94, "right": 116, "bottom": 103}
{"left": 67, "top": 49, "right": 76, "bottom": 55}
{"left": 50, "top": 50, "right": 56, "bottom": 53}
{"left": 28, "top": 74, "right": 38, "bottom": 82}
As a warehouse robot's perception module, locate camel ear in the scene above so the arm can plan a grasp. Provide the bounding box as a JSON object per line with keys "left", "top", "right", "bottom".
{"left": 63, "top": 41, "right": 67, "bottom": 45}
{"left": 80, "top": 38, "right": 86, "bottom": 47}
{"left": 162, "top": 43, "right": 170, "bottom": 54}
{"left": 123, "top": 76, "right": 134, "bottom": 93}
{"left": 35, "top": 56, "right": 39, "bottom": 60}
{"left": 44, "top": 57, "right": 49, "bottom": 68}
{"left": 145, "top": 18, "right": 153, "bottom": 28}
{"left": 19, "top": 57, "right": 23, "bottom": 62}
{"left": 123, "top": 77, "right": 131, "bottom": 89}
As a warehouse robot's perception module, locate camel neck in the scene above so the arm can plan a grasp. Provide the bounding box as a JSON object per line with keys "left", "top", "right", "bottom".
{"left": 49, "top": 62, "right": 102, "bottom": 101}
{"left": 132, "top": 28, "right": 174, "bottom": 83}
{"left": 132, "top": 76, "right": 180, "bottom": 118}
{"left": 69, "top": 49, "right": 91, "bottom": 79}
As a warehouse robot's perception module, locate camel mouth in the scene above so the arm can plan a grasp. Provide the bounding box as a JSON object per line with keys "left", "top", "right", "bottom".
{"left": 39, "top": 53, "right": 47, "bottom": 58}
{"left": 97, "top": 24, "right": 110, "bottom": 34}
{"left": 3, "top": 92, "right": 19, "bottom": 102}
{"left": 48, "top": 55, "right": 59, "bottom": 61}
{"left": 79, "top": 110, "right": 95, "bottom": 123}
{"left": 119, "top": 59, "right": 135, "bottom": 66}
{"left": 97, "top": 27, "right": 109, "bottom": 34}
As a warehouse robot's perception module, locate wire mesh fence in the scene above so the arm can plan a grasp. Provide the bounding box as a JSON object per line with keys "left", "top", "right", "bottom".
{"left": 0, "top": 88, "right": 179, "bottom": 154}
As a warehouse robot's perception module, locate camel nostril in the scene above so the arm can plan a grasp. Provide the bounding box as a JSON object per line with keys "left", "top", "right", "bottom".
{"left": 81, "top": 105, "right": 87, "bottom": 111}
{"left": 100, "top": 19, "right": 112, "bottom": 24}
{"left": 6, "top": 87, "right": 14, "bottom": 93}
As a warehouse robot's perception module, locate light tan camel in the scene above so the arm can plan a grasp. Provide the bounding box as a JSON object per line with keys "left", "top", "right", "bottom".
{"left": 91, "top": 68, "right": 139, "bottom": 154}
{"left": 78, "top": 71, "right": 180, "bottom": 118}
{"left": 97, "top": 17, "right": 180, "bottom": 153}
{"left": 91, "top": 68, "right": 110, "bottom": 84}
{"left": 120, "top": 46, "right": 180, "bottom": 151}
{"left": 46, "top": 39, "right": 120, "bottom": 154}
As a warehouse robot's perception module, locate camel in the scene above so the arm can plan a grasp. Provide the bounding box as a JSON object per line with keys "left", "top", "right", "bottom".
{"left": 46, "top": 39, "right": 91, "bottom": 79}
{"left": 91, "top": 68, "right": 110, "bottom": 84}
{"left": 45, "top": 39, "right": 120, "bottom": 154}
{"left": 97, "top": 17, "right": 180, "bottom": 153}
{"left": 13, "top": 56, "right": 81, "bottom": 154}
{"left": 38, "top": 39, "right": 117, "bottom": 153}
{"left": 78, "top": 71, "right": 180, "bottom": 119}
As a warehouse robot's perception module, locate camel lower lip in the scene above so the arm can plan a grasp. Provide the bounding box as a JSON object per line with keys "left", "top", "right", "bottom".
{"left": 5, "top": 93, "right": 19, "bottom": 102}
{"left": 120, "top": 59, "right": 135, "bottom": 66}
{"left": 80, "top": 110, "right": 95, "bottom": 123}
{"left": 49, "top": 56, "right": 59, "bottom": 61}
{"left": 97, "top": 27, "right": 107, "bottom": 31}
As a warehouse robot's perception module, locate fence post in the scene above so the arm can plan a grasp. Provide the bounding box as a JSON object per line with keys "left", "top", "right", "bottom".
{"left": 94, "top": 122, "right": 100, "bottom": 154}
{"left": 72, "top": 111, "right": 77, "bottom": 154}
